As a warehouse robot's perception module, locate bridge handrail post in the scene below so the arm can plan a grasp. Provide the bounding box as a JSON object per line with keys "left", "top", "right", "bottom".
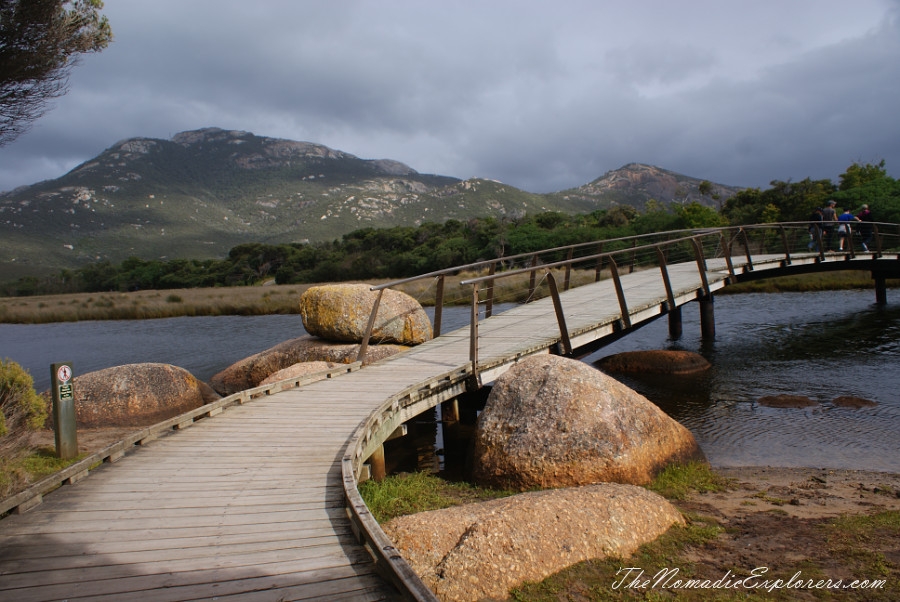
{"left": 469, "top": 283, "right": 480, "bottom": 387}
{"left": 546, "top": 271, "right": 573, "bottom": 355}
{"left": 485, "top": 262, "right": 496, "bottom": 318}
{"left": 628, "top": 238, "right": 637, "bottom": 274}
{"left": 563, "top": 248, "right": 574, "bottom": 291}
{"left": 608, "top": 256, "right": 632, "bottom": 329}
{"left": 719, "top": 232, "right": 736, "bottom": 279}
{"left": 777, "top": 224, "right": 792, "bottom": 265}
{"left": 873, "top": 224, "right": 883, "bottom": 257}
{"left": 527, "top": 255, "right": 538, "bottom": 301}
{"left": 655, "top": 247, "right": 677, "bottom": 311}
{"left": 433, "top": 275, "right": 445, "bottom": 337}
{"left": 690, "top": 237, "right": 711, "bottom": 296}
{"left": 814, "top": 225, "right": 825, "bottom": 261}
{"left": 738, "top": 227, "right": 754, "bottom": 271}
{"left": 356, "top": 288, "right": 385, "bottom": 364}
{"left": 594, "top": 243, "right": 605, "bottom": 282}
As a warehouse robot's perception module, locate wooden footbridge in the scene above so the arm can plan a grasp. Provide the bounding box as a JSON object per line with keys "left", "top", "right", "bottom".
{"left": 2, "top": 223, "right": 898, "bottom": 601}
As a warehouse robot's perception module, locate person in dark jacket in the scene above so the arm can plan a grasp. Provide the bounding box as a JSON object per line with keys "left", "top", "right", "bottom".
{"left": 856, "top": 204, "right": 874, "bottom": 251}
{"left": 808, "top": 207, "right": 823, "bottom": 251}
{"left": 822, "top": 199, "right": 837, "bottom": 251}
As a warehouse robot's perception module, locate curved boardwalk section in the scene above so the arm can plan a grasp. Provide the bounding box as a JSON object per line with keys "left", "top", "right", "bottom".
{"left": 0, "top": 385, "right": 400, "bottom": 601}
{"left": 1, "top": 242, "right": 897, "bottom": 600}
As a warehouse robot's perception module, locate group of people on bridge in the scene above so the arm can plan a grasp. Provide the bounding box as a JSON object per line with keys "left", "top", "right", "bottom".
{"left": 808, "top": 199, "right": 874, "bottom": 253}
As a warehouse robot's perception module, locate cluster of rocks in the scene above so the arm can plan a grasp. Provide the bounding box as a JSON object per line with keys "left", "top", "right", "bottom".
{"left": 385, "top": 351, "right": 707, "bottom": 600}
{"left": 44, "top": 283, "right": 431, "bottom": 426}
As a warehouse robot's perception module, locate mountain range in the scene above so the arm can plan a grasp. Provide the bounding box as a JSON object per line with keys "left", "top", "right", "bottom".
{"left": 0, "top": 127, "right": 739, "bottom": 282}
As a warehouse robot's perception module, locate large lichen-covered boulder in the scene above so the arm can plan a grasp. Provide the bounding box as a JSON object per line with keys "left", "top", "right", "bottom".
{"left": 597, "top": 349, "right": 710, "bottom": 374}
{"left": 209, "top": 335, "right": 407, "bottom": 395}
{"left": 383, "top": 483, "right": 684, "bottom": 602}
{"left": 299, "top": 283, "right": 432, "bottom": 345}
{"left": 472, "top": 354, "right": 704, "bottom": 490}
{"left": 65, "top": 363, "right": 220, "bottom": 428}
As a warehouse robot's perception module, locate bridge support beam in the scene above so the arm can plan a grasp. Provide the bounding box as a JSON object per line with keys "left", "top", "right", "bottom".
{"left": 875, "top": 274, "right": 887, "bottom": 306}
{"left": 699, "top": 294, "right": 715, "bottom": 340}
{"left": 368, "top": 445, "right": 386, "bottom": 482}
{"left": 441, "top": 399, "right": 459, "bottom": 424}
{"left": 668, "top": 306, "right": 683, "bottom": 339}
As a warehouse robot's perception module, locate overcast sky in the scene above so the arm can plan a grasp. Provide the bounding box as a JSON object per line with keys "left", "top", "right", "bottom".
{"left": 1, "top": 0, "right": 898, "bottom": 194}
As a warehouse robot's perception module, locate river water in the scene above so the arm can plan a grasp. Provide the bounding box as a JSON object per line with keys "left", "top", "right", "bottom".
{"left": 1, "top": 289, "right": 898, "bottom": 472}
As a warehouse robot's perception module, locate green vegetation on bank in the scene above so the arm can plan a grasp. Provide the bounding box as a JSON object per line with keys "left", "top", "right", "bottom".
{"left": 0, "top": 202, "right": 723, "bottom": 296}
{"left": 358, "top": 471, "right": 516, "bottom": 523}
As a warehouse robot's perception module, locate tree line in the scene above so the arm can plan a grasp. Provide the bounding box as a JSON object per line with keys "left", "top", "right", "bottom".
{"left": 3, "top": 161, "right": 899, "bottom": 297}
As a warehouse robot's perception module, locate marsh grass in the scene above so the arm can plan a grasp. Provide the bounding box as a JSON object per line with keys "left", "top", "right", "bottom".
{"left": 0, "top": 268, "right": 600, "bottom": 324}
{"left": 357, "top": 471, "right": 515, "bottom": 523}
{"left": 0, "top": 446, "right": 84, "bottom": 502}
{"left": 0, "top": 284, "right": 314, "bottom": 323}
{"left": 721, "top": 271, "right": 900, "bottom": 295}
{"left": 646, "top": 461, "right": 732, "bottom": 500}
{"left": 825, "top": 511, "right": 900, "bottom": 578}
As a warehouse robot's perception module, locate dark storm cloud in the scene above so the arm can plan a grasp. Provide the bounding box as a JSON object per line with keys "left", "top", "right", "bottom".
{"left": 0, "top": 0, "right": 897, "bottom": 194}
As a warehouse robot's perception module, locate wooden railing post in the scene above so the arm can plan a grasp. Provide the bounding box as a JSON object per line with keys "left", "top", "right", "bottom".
{"left": 739, "top": 228, "right": 754, "bottom": 271}
{"left": 468, "top": 283, "right": 480, "bottom": 390}
{"left": 594, "top": 243, "right": 604, "bottom": 282}
{"left": 527, "top": 255, "right": 538, "bottom": 301}
{"left": 356, "top": 289, "right": 385, "bottom": 364}
{"left": 814, "top": 225, "right": 825, "bottom": 261}
{"left": 546, "top": 272, "right": 572, "bottom": 355}
{"left": 719, "top": 232, "right": 736, "bottom": 279}
{"left": 777, "top": 224, "right": 792, "bottom": 265}
{"left": 690, "top": 237, "right": 711, "bottom": 296}
{"left": 655, "top": 247, "right": 676, "bottom": 311}
{"left": 563, "top": 247, "right": 574, "bottom": 291}
{"left": 628, "top": 239, "right": 637, "bottom": 273}
{"left": 433, "top": 275, "right": 445, "bottom": 337}
{"left": 485, "top": 262, "right": 496, "bottom": 318}
{"left": 608, "top": 256, "right": 631, "bottom": 329}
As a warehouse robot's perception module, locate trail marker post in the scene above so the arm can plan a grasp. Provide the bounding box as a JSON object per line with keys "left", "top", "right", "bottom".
{"left": 50, "top": 362, "right": 77, "bottom": 460}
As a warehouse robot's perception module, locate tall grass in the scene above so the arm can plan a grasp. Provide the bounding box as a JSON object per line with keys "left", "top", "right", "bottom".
{"left": 1, "top": 270, "right": 895, "bottom": 324}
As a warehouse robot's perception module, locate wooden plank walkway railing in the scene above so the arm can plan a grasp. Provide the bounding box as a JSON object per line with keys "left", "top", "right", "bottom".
{"left": 1, "top": 223, "right": 898, "bottom": 601}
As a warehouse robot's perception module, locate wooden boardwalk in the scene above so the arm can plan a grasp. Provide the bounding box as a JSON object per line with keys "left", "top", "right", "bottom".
{"left": 0, "top": 251, "right": 892, "bottom": 601}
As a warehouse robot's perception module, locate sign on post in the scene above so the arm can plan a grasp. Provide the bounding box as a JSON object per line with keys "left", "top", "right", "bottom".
{"left": 50, "top": 362, "right": 78, "bottom": 460}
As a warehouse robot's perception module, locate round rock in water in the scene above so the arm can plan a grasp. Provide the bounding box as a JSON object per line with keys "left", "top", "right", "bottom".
{"left": 65, "top": 363, "right": 220, "bottom": 428}
{"left": 472, "top": 354, "right": 705, "bottom": 490}
{"left": 758, "top": 394, "right": 819, "bottom": 409}
{"left": 596, "top": 349, "right": 710, "bottom": 374}
{"left": 831, "top": 396, "right": 877, "bottom": 409}
{"left": 299, "top": 283, "right": 432, "bottom": 345}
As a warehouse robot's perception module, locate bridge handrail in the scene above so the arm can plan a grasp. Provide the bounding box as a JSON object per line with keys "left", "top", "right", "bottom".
{"left": 360, "top": 221, "right": 900, "bottom": 385}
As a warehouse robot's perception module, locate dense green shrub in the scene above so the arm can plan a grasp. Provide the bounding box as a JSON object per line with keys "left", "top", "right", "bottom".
{"left": 0, "top": 359, "right": 48, "bottom": 454}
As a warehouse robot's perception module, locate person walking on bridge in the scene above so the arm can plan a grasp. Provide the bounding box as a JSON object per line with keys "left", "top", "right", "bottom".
{"left": 822, "top": 199, "right": 837, "bottom": 251}
{"left": 837, "top": 207, "right": 860, "bottom": 252}
{"left": 807, "top": 207, "right": 824, "bottom": 251}
{"left": 856, "top": 204, "right": 874, "bottom": 251}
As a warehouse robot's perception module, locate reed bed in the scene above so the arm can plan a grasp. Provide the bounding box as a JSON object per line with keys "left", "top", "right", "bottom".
{"left": 0, "top": 269, "right": 893, "bottom": 325}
